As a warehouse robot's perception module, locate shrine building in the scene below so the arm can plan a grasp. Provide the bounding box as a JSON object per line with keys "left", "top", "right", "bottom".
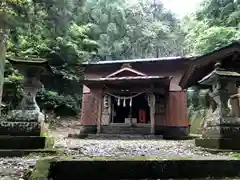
{"left": 79, "top": 56, "right": 193, "bottom": 138}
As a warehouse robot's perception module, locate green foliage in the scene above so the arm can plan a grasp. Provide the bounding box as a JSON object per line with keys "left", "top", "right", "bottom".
{"left": 2, "top": 0, "right": 186, "bottom": 116}
{"left": 79, "top": 0, "right": 185, "bottom": 60}
{"left": 28, "top": 157, "right": 56, "bottom": 180}
{"left": 2, "top": 0, "right": 97, "bottom": 115}
{"left": 183, "top": 0, "right": 240, "bottom": 55}
{"left": 4, "top": 0, "right": 240, "bottom": 118}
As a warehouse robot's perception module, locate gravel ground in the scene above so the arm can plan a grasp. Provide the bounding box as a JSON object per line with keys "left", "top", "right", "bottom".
{"left": 55, "top": 138, "right": 233, "bottom": 159}
{"left": 0, "top": 124, "right": 236, "bottom": 180}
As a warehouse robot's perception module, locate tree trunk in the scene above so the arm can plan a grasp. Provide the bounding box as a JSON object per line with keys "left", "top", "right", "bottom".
{"left": 0, "top": 32, "right": 7, "bottom": 116}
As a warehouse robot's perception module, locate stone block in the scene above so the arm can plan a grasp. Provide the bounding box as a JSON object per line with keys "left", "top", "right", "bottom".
{"left": 0, "top": 136, "right": 46, "bottom": 149}
{"left": 0, "top": 121, "right": 41, "bottom": 136}
{"left": 79, "top": 125, "right": 97, "bottom": 135}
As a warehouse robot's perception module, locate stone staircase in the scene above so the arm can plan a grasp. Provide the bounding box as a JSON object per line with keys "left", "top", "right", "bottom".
{"left": 101, "top": 125, "right": 150, "bottom": 135}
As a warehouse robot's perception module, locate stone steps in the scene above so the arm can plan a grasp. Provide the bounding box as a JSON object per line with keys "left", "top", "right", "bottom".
{"left": 86, "top": 133, "right": 163, "bottom": 140}
{"left": 101, "top": 126, "right": 150, "bottom": 135}
{"left": 0, "top": 119, "right": 55, "bottom": 157}
{"left": 31, "top": 158, "right": 240, "bottom": 180}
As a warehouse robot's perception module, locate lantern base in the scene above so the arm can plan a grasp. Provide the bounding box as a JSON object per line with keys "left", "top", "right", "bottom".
{"left": 7, "top": 110, "right": 44, "bottom": 123}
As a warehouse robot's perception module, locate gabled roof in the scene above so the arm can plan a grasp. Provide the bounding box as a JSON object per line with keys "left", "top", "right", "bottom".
{"left": 104, "top": 64, "right": 147, "bottom": 78}
{"left": 179, "top": 41, "right": 240, "bottom": 89}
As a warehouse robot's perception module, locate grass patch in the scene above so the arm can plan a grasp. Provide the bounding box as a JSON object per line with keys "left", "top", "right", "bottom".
{"left": 190, "top": 117, "right": 202, "bottom": 134}
{"left": 28, "top": 156, "right": 57, "bottom": 180}
{"left": 40, "top": 131, "right": 55, "bottom": 149}
{"left": 232, "top": 153, "right": 240, "bottom": 159}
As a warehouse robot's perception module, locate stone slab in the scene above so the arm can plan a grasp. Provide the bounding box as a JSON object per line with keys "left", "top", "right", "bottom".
{"left": 0, "top": 149, "right": 58, "bottom": 157}
{"left": 0, "top": 136, "right": 46, "bottom": 149}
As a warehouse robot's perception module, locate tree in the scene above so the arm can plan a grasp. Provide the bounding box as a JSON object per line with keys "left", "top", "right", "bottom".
{"left": 183, "top": 0, "right": 240, "bottom": 55}
{"left": 0, "top": 0, "right": 30, "bottom": 115}
{"left": 3, "top": 0, "right": 98, "bottom": 114}
{"left": 78, "top": 0, "right": 184, "bottom": 60}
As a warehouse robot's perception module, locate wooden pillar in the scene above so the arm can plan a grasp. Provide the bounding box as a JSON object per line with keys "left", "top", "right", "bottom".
{"left": 149, "top": 93, "right": 156, "bottom": 134}
{"left": 97, "top": 92, "right": 103, "bottom": 134}
{"left": 102, "top": 95, "right": 111, "bottom": 125}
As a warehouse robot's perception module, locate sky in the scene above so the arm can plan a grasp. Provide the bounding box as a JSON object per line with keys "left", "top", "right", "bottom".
{"left": 161, "top": 0, "right": 203, "bottom": 18}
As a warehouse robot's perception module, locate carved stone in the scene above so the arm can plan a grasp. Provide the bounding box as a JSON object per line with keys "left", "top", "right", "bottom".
{"left": 197, "top": 64, "right": 240, "bottom": 149}
{"left": 5, "top": 58, "right": 52, "bottom": 136}
{"left": 8, "top": 67, "right": 45, "bottom": 124}
{"left": 201, "top": 81, "right": 240, "bottom": 139}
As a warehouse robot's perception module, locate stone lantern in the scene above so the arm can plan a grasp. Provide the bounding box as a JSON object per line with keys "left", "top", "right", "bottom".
{"left": 195, "top": 62, "right": 240, "bottom": 149}
{"left": 5, "top": 57, "right": 52, "bottom": 134}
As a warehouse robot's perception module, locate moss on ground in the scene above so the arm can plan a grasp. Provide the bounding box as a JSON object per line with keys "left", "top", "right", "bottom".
{"left": 231, "top": 153, "right": 240, "bottom": 159}
{"left": 40, "top": 130, "right": 55, "bottom": 149}
{"left": 42, "top": 156, "right": 199, "bottom": 161}
{"left": 28, "top": 156, "right": 57, "bottom": 180}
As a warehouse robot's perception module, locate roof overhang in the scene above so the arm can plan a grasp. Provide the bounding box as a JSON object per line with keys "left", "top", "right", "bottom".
{"left": 82, "top": 56, "right": 193, "bottom": 66}
{"left": 7, "top": 56, "right": 53, "bottom": 74}
{"left": 199, "top": 69, "right": 240, "bottom": 86}
{"left": 179, "top": 41, "right": 240, "bottom": 89}
{"left": 83, "top": 76, "right": 172, "bottom": 89}
{"left": 79, "top": 57, "right": 194, "bottom": 71}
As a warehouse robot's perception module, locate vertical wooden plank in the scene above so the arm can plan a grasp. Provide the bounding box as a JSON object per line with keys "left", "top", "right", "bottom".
{"left": 80, "top": 93, "right": 98, "bottom": 125}
{"left": 97, "top": 92, "right": 103, "bottom": 134}
{"left": 167, "top": 91, "right": 188, "bottom": 126}
{"left": 150, "top": 94, "right": 155, "bottom": 134}
{"left": 101, "top": 95, "right": 111, "bottom": 125}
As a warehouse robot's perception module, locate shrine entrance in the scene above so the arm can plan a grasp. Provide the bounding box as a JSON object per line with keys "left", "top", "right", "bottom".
{"left": 111, "top": 93, "right": 150, "bottom": 124}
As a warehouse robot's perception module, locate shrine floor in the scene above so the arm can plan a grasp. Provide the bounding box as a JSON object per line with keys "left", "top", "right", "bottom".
{"left": 0, "top": 120, "right": 239, "bottom": 180}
